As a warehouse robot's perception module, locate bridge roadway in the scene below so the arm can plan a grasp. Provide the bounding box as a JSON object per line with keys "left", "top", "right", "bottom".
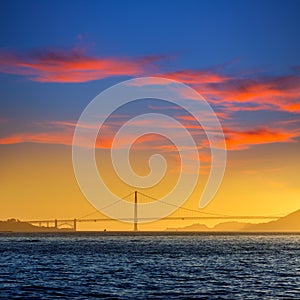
{"left": 25, "top": 215, "right": 280, "bottom": 231}
{"left": 23, "top": 191, "right": 282, "bottom": 231}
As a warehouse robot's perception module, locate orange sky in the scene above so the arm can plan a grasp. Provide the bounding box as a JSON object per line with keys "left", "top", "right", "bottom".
{"left": 1, "top": 1, "right": 300, "bottom": 230}
{"left": 0, "top": 71, "right": 299, "bottom": 230}
{"left": 0, "top": 130, "right": 299, "bottom": 231}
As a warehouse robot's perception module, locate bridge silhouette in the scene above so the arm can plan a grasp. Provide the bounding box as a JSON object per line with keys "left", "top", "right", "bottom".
{"left": 25, "top": 191, "right": 282, "bottom": 231}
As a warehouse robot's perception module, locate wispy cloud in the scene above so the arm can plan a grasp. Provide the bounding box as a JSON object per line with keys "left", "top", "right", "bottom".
{"left": 164, "top": 71, "right": 300, "bottom": 114}
{"left": 1, "top": 115, "right": 299, "bottom": 152}
{"left": 0, "top": 45, "right": 300, "bottom": 151}
{"left": 1, "top": 46, "right": 299, "bottom": 116}
{"left": 0, "top": 130, "right": 72, "bottom": 146}
{"left": 164, "top": 69, "right": 230, "bottom": 84}
{"left": 0, "top": 47, "right": 163, "bottom": 83}
{"left": 124, "top": 68, "right": 300, "bottom": 115}
{"left": 224, "top": 127, "right": 299, "bottom": 150}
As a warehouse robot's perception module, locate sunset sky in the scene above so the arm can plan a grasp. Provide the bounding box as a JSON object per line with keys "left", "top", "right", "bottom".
{"left": 0, "top": 0, "right": 300, "bottom": 230}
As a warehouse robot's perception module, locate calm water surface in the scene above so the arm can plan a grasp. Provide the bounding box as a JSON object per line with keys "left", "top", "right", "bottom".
{"left": 0, "top": 232, "right": 299, "bottom": 299}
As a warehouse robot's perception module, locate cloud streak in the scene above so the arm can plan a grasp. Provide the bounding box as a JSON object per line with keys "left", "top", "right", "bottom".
{"left": 224, "top": 127, "right": 299, "bottom": 150}
{"left": 0, "top": 47, "right": 163, "bottom": 83}
{"left": 0, "top": 45, "right": 299, "bottom": 151}
{"left": 122, "top": 68, "right": 300, "bottom": 115}
{"left": 156, "top": 70, "right": 300, "bottom": 115}
{"left": 0, "top": 116, "right": 299, "bottom": 152}
{"left": 0, "top": 46, "right": 299, "bottom": 116}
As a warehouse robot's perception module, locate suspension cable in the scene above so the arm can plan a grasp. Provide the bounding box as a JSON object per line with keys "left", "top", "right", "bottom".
{"left": 77, "top": 191, "right": 135, "bottom": 219}
{"left": 137, "top": 191, "right": 229, "bottom": 217}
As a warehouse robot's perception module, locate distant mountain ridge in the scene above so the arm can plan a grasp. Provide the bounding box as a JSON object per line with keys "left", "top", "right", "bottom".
{"left": 166, "top": 223, "right": 209, "bottom": 232}
{"left": 244, "top": 209, "right": 300, "bottom": 232}
{"left": 166, "top": 209, "right": 300, "bottom": 232}
{"left": 2, "top": 210, "right": 299, "bottom": 232}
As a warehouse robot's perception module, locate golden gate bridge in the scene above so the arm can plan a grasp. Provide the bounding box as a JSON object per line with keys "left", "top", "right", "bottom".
{"left": 24, "top": 191, "right": 282, "bottom": 231}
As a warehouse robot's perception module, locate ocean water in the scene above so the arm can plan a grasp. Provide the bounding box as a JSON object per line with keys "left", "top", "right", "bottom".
{"left": 0, "top": 233, "right": 299, "bottom": 299}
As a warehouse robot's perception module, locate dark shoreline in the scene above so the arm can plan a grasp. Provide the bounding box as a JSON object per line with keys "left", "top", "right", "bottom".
{"left": 1, "top": 231, "right": 300, "bottom": 236}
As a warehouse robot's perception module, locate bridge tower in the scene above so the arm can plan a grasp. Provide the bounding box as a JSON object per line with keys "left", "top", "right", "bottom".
{"left": 73, "top": 218, "right": 77, "bottom": 231}
{"left": 134, "top": 191, "right": 138, "bottom": 232}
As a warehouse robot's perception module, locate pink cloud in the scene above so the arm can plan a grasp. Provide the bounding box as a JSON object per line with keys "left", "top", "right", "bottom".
{"left": 1, "top": 115, "right": 299, "bottom": 152}
{"left": 0, "top": 48, "right": 163, "bottom": 83}
{"left": 124, "top": 69, "right": 300, "bottom": 115}
{"left": 205, "top": 77, "right": 299, "bottom": 114}
{"left": 224, "top": 127, "right": 299, "bottom": 150}
{"left": 1, "top": 45, "right": 299, "bottom": 116}
{"left": 0, "top": 46, "right": 300, "bottom": 152}
{"left": 0, "top": 130, "right": 73, "bottom": 146}
{"left": 164, "top": 69, "right": 230, "bottom": 84}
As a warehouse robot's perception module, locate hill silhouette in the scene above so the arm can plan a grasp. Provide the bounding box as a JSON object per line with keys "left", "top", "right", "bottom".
{"left": 213, "top": 221, "right": 247, "bottom": 231}
{"left": 2, "top": 210, "right": 299, "bottom": 232}
{"left": 0, "top": 219, "right": 72, "bottom": 232}
{"left": 244, "top": 209, "right": 300, "bottom": 232}
{"left": 166, "top": 223, "right": 209, "bottom": 231}
{"left": 165, "top": 209, "right": 300, "bottom": 232}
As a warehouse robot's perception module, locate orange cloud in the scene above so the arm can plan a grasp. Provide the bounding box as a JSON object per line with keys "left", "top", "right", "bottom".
{"left": 131, "top": 69, "right": 300, "bottom": 115}
{"left": 1, "top": 116, "right": 298, "bottom": 153}
{"left": 204, "top": 75, "right": 300, "bottom": 114}
{"left": 1, "top": 46, "right": 299, "bottom": 116}
{"left": 0, "top": 48, "right": 163, "bottom": 83}
{"left": 225, "top": 127, "right": 298, "bottom": 150}
{"left": 207, "top": 75, "right": 300, "bottom": 108}
{"left": 1, "top": 54, "right": 300, "bottom": 151}
{"left": 164, "top": 70, "right": 229, "bottom": 84}
{"left": 126, "top": 71, "right": 229, "bottom": 86}
{"left": 138, "top": 69, "right": 296, "bottom": 114}
{"left": 0, "top": 131, "right": 72, "bottom": 146}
